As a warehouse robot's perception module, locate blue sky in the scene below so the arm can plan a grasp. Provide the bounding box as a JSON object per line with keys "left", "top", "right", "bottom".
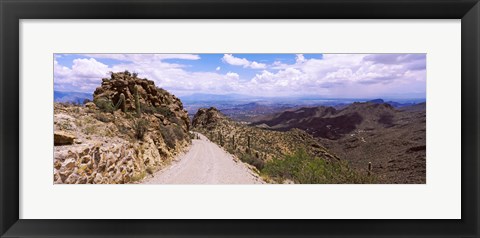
{"left": 54, "top": 53, "right": 426, "bottom": 99}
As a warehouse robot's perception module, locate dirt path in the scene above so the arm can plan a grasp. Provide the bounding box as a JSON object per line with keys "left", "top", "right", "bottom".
{"left": 143, "top": 133, "right": 264, "bottom": 184}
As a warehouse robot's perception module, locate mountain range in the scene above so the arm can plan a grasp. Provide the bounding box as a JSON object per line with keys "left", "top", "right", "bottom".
{"left": 54, "top": 91, "right": 92, "bottom": 104}
{"left": 251, "top": 101, "right": 426, "bottom": 183}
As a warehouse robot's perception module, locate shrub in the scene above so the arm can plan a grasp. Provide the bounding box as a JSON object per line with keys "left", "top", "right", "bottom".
{"left": 139, "top": 104, "right": 174, "bottom": 119}
{"left": 94, "top": 112, "right": 111, "bottom": 123}
{"left": 140, "top": 104, "right": 155, "bottom": 114}
{"left": 116, "top": 124, "right": 130, "bottom": 135}
{"left": 262, "top": 149, "right": 375, "bottom": 184}
{"left": 94, "top": 97, "right": 114, "bottom": 113}
{"left": 157, "top": 106, "right": 174, "bottom": 118}
{"left": 240, "top": 153, "right": 265, "bottom": 171}
{"left": 172, "top": 125, "right": 186, "bottom": 141}
{"left": 132, "top": 119, "right": 149, "bottom": 140}
{"left": 160, "top": 125, "right": 176, "bottom": 149}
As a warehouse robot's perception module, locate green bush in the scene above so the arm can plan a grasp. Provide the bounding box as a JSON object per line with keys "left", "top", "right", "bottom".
{"left": 172, "top": 125, "right": 186, "bottom": 141}
{"left": 240, "top": 153, "right": 265, "bottom": 171}
{"left": 157, "top": 106, "right": 174, "bottom": 118}
{"left": 140, "top": 104, "right": 174, "bottom": 119}
{"left": 141, "top": 104, "right": 157, "bottom": 114}
{"left": 94, "top": 97, "right": 114, "bottom": 113}
{"left": 262, "top": 149, "right": 375, "bottom": 184}
{"left": 160, "top": 125, "right": 176, "bottom": 149}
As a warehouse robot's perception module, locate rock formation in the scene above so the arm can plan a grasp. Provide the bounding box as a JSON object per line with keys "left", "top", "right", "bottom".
{"left": 53, "top": 71, "right": 192, "bottom": 184}
{"left": 93, "top": 71, "right": 190, "bottom": 131}
{"left": 192, "top": 107, "right": 228, "bottom": 129}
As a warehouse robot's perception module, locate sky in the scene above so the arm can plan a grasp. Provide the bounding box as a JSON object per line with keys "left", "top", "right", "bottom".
{"left": 54, "top": 53, "right": 426, "bottom": 99}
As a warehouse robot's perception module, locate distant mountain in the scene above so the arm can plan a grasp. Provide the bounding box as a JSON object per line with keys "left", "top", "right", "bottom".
{"left": 253, "top": 102, "right": 401, "bottom": 140}
{"left": 54, "top": 91, "right": 92, "bottom": 104}
{"left": 367, "top": 98, "right": 425, "bottom": 108}
{"left": 179, "top": 93, "right": 255, "bottom": 103}
{"left": 252, "top": 101, "right": 426, "bottom": 183}
{"left": 367, "top": 98, "right": 385, "bottom": 104}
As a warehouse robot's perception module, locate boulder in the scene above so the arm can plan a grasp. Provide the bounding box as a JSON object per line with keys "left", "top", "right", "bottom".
{"left": 54, "top": 131, "right": 76, "bottom": 145}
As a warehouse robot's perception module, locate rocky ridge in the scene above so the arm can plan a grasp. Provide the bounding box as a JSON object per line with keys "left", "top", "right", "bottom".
{"left": 53, "top": 71, "right": 191, "bottom": 184}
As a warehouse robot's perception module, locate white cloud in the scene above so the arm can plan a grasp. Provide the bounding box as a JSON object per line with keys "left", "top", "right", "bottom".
{"left": 222, "top": 54, "right": 266, "bottom": 69}
{"left": 81, "top": 54, "right": 200, "bottom": 62}
{"left": 54, "top": 58, "right": 110, "bottom": 92}
{"left": 54, "top": 56, "right": 244, "bottom": 96}
{"left": 247, "top": 54, "right": 425, "bottom": 97}
{"left": 295, "top": 54, "right": 305, "bottom": 63}
{"left": 225, "top": 72, "right": 240, "bottom": 81}
{"left": 54, "top": 54, "right": 425, "bottom": 99}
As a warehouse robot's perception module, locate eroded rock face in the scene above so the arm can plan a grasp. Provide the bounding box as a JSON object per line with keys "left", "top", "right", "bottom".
{"left": 53, "top": 134, "right": 183, "bottom": 184}
{"left": 53, "top": 71, "right": 193, "bottom": 184}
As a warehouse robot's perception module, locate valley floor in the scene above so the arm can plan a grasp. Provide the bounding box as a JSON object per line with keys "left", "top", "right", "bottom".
{"left": 143, "top": 133, "right": 265, "bottom": 184}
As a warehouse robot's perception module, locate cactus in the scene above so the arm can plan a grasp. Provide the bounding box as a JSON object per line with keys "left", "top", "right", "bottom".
{"left": 246, "top": 135, "right": 251, "bottom": 154}
{"left": 232, "top": 135, "right": 236, "bottom": 149}
{"left": 113, "top": 93, "right": 126, "bottom": 112}
{"left": 368, "top": 162, "right": 372, "bottom": 176}
{"left": 134, "top": 85, "right": 141, "bottom": 117}
{"left": 218, "top": 132, "right": 223, "bottom": 146}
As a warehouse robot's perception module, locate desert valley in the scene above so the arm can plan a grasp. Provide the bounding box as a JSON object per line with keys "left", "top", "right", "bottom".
{"left": 53, "top": 70, "right": 425, "bottom": 184}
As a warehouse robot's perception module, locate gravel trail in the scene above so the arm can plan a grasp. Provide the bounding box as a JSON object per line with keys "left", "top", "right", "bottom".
{"left": 143, "top": 133, "right": 264, "bottom": 184}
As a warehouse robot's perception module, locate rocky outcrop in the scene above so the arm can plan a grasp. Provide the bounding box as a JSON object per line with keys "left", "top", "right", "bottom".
{"left": 93, "top": 71, "right": 190, "bottom": 131}
{"left": 192, "top": 107, "right": 228, "bottom": 129}
{"left": 54, "top": 138, "right": 167, "bottom": 184}
{"left": 53, "top": 71, "right": 193, "bottom": 184}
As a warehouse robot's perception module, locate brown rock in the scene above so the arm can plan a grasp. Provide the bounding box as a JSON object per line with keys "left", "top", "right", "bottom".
{"left": 62, "top": 158, "right": 76, "bottom": 170}
{"left": 54, "top": 131, "right": 76, "bottom": 145}
{"left": 76, "top": 175, "right": 88, "bottom": 184}
{"left": 65, "top": 173, "right": 80, "bottom": 184}
{"left": 54, "top": 160, "right": 62, "bottom": 170}
{"left": 84, "top": 102, "right": 96, "bottom": 109}
{"left": 94, "top": 173, "right": 103, "bottom": 184}
{"left": 80, "top": 155, "right": 91, "bottom": 164}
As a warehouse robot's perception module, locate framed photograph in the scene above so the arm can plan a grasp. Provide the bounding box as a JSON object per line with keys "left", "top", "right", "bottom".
{"left": 1, "top": 0, "right": 479, "bottom": 237}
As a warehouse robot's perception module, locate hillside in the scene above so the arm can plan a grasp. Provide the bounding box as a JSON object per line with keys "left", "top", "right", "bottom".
{"left": 191, "top": 107, "right": 375, "bottom": 184}
{"left": 53, "top": 71, "right": 191, "bottom": 184}
{"left": 252, "top": 102, "right": 426, "bottom": 183}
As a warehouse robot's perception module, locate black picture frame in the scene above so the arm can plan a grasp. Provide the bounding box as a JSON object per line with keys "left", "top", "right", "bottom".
{"left": 1, "top": 0, "right": 479, "bottom": 237}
